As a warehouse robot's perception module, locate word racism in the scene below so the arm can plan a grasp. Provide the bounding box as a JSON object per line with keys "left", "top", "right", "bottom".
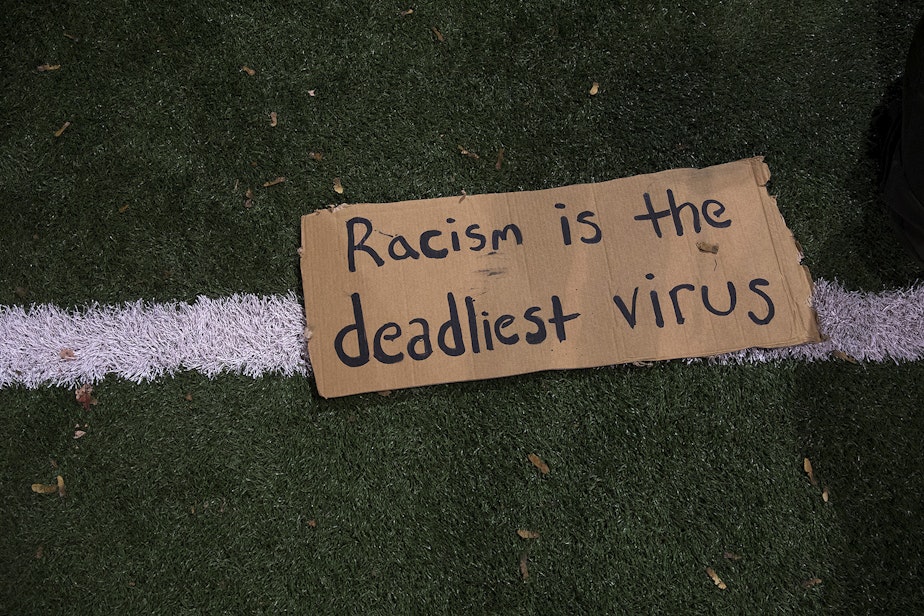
{"left": 335, "top": 190, "right": 775, "bottom": 368}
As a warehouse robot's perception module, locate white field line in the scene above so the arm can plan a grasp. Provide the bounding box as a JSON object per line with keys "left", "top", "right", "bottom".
{"left": 0, "top": 279, "right": 922, "bottom": 389}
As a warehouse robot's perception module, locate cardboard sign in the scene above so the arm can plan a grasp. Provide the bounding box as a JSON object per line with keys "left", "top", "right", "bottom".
{"left": 300, "top": 158, "right": 820, "bottom": 397}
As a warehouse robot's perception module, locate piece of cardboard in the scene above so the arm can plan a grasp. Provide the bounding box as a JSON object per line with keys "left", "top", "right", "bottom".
{"left": 300, "top": 157, "right": 820, "bottom": 398}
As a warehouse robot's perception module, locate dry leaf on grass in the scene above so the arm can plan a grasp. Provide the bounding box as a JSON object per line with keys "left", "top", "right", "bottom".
{"left": 308, "top": 89, "right": 317, "bottom": 97}
{"left": 822, "top": 486, "right": 830, "bottom": 502}
{"left": 59, "top": 348, "right": 76, "bottom": 360}
{"left": 399, "top": 8, "right": 414, "bottom": 16}
{"left": 244, "top": 188, "right": 254, "bottom": 208}
{"left": 74, "top": 429, "right": 86, "bottom": 439}
{"left": 589, "top": 81, "right": 600, "bottom": 96}
{"left": 37, "top": 64, "right": 61, "bottom": 72}
{"left": 262, "top": 176, "right": 285, "bottom": 188}
{"left": 706, "top": 567, "right": 727, "bottom": 590}
{"left": 517, "top": 529, "right": 540, "bottom": 540}
{"left": 270, "top": 111, "right": 278, "bottom": 127}
{"left": 831, "top": 350, "right": 859, "bottom": 364}
{"left": 308, "top": 151, "right": 323, "bottom": 161}
{"left": 35, "top": 545, "right": 44, "bottom": 559}
{"left": 54, "top": 121, "right": 71, "bottom": 137}
{"left": 802, "top": 577, "right": 823, "bottom": 589}
{"left": 519, "top": 553, "right": 529, "bottom": 580}
{"left": 459, "top": 189, "right": 467, "bottom": 203}
{"left": 240, "top": 65, "right": 256, "bottom": 76}
{"left": 458, "top": 145, "right": 479, "bottom": 159}
{"left": 431, "top": 26, "right": 444, "bottom": 42}
{"left": 527, "top": 453, "right": 550, "bottom": 475}
{"left": 803, "top": 457, "right": 818, "bottom": 486}
{"left": 377, "top": 390, "right": 392, "bottom": 397}
{"left": 64, "top": 32, "right": 79, "bottom": 41}
{"left": 696, "top": 241, "right": 719, "bottom": 254}
{"left": 76, "top": 384, "right": 97, "bottom": 410}
{"left": 31, "top": 482, "right": 58, "bottom": 495}
{"left": 308, "top": 519, "right": 317, "bottom": 527}
{"left": 333, "top": 177, "right": 344, "bottom": 194}
{"left": 118, "top": 204, "right": 130, "bottom": 213}
{"left": 723, "top": 551, "right": 742, "bottom": 561}
{"left": 495, "top": 147, "right": 505, "bottom": 170}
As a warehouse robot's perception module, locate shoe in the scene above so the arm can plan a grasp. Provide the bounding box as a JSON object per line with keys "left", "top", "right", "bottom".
{"left": 880, "top": 16, "right": 924, "bottom": 264}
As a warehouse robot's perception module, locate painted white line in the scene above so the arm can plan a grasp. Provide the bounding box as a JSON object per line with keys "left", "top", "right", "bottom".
{"left": 1, "top": 279, "right": 922, "bottom": 388}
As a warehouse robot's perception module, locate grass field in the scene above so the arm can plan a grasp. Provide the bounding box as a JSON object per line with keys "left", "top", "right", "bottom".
{"left": 2, "top": 1, "right": 924, "bottom": 613}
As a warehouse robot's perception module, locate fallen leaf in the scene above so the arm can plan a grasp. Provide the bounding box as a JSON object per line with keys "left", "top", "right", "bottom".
{"left": 706, "top": 567, "right": 727, "bottom": 590}
{"left": 803, "top": 457, "right": 818, "bottom": 486}
{"left": 54, "top": 121, "right": 71, "bottom": 137}
{"left": 723, "top": 551, "right": 742, "bottom": 561}
{"left": 243, "top": 187, "right": 254, "bottom": 208}
{"left": 399, "top": 8, "right": 414, "bottom": 16}
{"left": 35, "top": 545, "right": 44, "bottom": 559}
{"left": 76, "top": 384, "right": 97, "bottom": 410}
{"left": 270, "top": 111, "right": 278, "bottom": 127}
{"left": 696, "top": 241, "right": 719, "bottom": 254}
{"left": 308, "top": 519, "right": 317, "bottom": 527}
{"left": 308, "top": 151, "right": 323, "bottom": 161}
{"left": 519, "top": 553, "right": 529, "bottom": 580}
{"left": 73, "top": 429, "right": 86, "bottom": 439}
{"left": 832, "top": 350, "right": 859, "bottom": 364}
{"left": 457, "top": 145, "right": 479, "bottom": 159}
{"left": 59, "top": 348, "right": 76, "bottom": 360}
{"left": 431, "top": 26, "right": 444, "bottom": 42}
{"left": 57, "top": 474, "right": 66, "bottom": 497}
{"left": 118, "top": 204, "right": 130, "bottom": 213}
{"left": 32, "top": 482, "right": 57, "bottom": 495}
{"left": 184, "top": 393, "right": 193, "bottom": 402}
{"left": 802, "top": 577, "right": 823, "bottom": 589}
{"left": 527, "top": 453, "right": 550, "bottom": 475}
{"left": 517, "top": 529, "right": 540, "bottom": 539}
{"left": 459, "top": 189, "right": 467, "bottom": 203}
{"left": 262, "top": 176, "right": 285, "bottom": 188}
{"left": 632, "top": 360, "right": 654, "bottom": 367}
{"left": 37, "top": 64, "right": 61, "bottom": 72}
{"left": 377, "top": 390, "right": 392, "bottom": 397}
{"left": 495, "top": 147, "right": 505, "bottom": 170}
{"left": 822, "top": 486, "right": 830, "bottom": 502}
{"left": 308, "top": 89, "right": 317, "bottom": 97}
{"left": 589, "top": 81, "right": 599, "bottom": 96}
{"left": 64, "top": 32, "right": 79, "bottom": 41}
{"left": 333, "top": 177, "right": 344, "bottom": 194}
{"left": 241, "top": 65, "right": 256, "bottom": 76}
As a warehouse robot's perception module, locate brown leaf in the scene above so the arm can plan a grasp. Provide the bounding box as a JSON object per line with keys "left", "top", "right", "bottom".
{"left": 696, "top": 241, "right": 719, "bottom": 254}
{"left": 35, "top": 545, "right": 44, "bottom": 559}
{"left": 377, "top": 390, "right": 392, "bottom": 397}
{"left": 589, "top": 81, "right": 599, "bottom": 96}
{"left": 459, "top": 189, "right": 467, "bottom": 203}
{"left": 32, "top": 482, "right": 57, "bottom": 495}
{"left": 64, "top": 32, "right": 79, "bottom": 41}
{"left": 333, "top": 177, "right": 344, "bottom": 194}
{"left": 118, "top": 204, "right": 130, "bottom": 213}
{"left": 399, "top": 8, "right": 414, "bottom": 16}
{"left": 706, "top": 567, "right": 727, "bottom": 590}
{"left": 519, "top": 553, "right": 529, "bottom": 580}
{"left": 241, "top": 65, "right": 256, "bottom": 76}
{"left": 308, "top": 151, "right": 323, "bottom": 161}
{"left": 803, "top": 457, "right": 818, "bottom": 486}
{"left": 831, "top": 350, "right": 859, "bottom": 364}
{"left": 57, "top": 474, "right": 66, "bottom": 497}
{"left": 495, "top": 147, "right": 505, "bottom": 170}
{"left": 54, "top": 121, "right": 71, "bottom": 138}
{"left": 270, "top": 111, "right": 278, "bottom": 127}
{"left": 307, "top": 89, "right": 317, "bottom": 97}
{"left": 431, "top": 26, "right": 444, "bottom": 42}
{"left": 308, "top": 519, "right": 317, "bottom": 528}
{"left": 73, "top": 429, "right": 87, "bottom": 439}
{"left": 801, "top": 577, "right": 823, "bottom": 589}
{"left": 457, "top": 145, "right": 480, "bottom": 159}
{"left": 822, "top": 486, "right": 829, "bottom": 502}
{"left": 723, "top": 551, "right": 742, "bottom": 561}
{"left": 76, "top": 384, "right": 97, "bottom": 410}
{"left": 527, "top": 453, "right": 550, "bottom": 475}
{"left": 262, "top": 176, "right": 285, "bottom": 188}
{"left": 517, "top": 529, "right": 540, "bottom": 540}
{"left": 59, "top": 348, "right": 76, "bottom": 361}
{"left": 37, "top": 64, "right": 61, "bottom": 72}
{"left": 184, "top": 393, "right": 193, "bottom": 402}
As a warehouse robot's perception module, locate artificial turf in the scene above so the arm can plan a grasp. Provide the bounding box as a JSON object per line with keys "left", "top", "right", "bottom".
{"left": 2, "top": 1, "right": 924, "bottom": 613}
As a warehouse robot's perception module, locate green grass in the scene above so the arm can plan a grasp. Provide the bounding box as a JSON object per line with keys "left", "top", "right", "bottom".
{"left": 2, "top": 1, "right": 924, "bottom": 613}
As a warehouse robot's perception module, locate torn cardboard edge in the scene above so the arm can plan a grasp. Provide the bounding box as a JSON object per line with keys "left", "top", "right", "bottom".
{"left": 300, "top": 157, "right": 821, "bottom": 397}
